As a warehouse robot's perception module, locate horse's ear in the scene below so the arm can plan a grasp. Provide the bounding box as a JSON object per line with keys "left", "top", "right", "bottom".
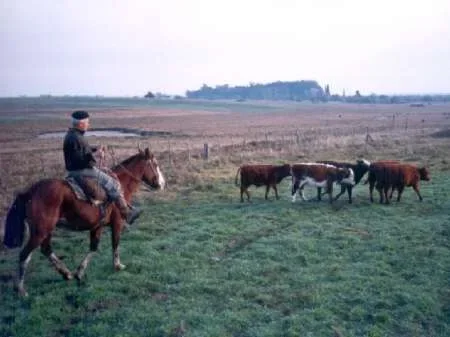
{"left": 137, "top": 143, "right": 143, "bottom": 154}
{"left": 144, "top": 147, "right": 152, "bottom": 159}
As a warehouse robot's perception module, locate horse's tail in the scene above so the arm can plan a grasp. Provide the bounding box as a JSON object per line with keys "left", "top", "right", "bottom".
{"left": 3, "top": 192, "right": 29, "bottom": 248}
{"left": 235, "top": 167, "right": 241, "bottom": 186}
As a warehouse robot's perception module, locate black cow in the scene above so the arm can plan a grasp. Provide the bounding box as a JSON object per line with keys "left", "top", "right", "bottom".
{"left": 316, "top": 159, "right": 371, "bottom": 203}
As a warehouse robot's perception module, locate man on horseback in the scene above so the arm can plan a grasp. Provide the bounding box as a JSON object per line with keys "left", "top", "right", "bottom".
{"left": 63, "top": 110, "right": 141, "bottom": 225}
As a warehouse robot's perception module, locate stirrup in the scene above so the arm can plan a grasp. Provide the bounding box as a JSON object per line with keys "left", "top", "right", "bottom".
{"left": 125, "top": 207, "right": 142, "bottom": 225}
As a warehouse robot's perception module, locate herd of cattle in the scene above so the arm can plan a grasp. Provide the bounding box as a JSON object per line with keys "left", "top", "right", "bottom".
{"left": 235, "top": 159, "right": 431, "bottom": 204}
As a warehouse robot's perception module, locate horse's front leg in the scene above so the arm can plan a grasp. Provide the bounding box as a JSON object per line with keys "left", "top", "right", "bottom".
{"left": 111, "top": 214, "right": 126, "bottom": 271}
{"left": 41, "top": 234, "right": 73, "bottom": 281}
{"left": 74, "top": 226, "right": 103, "bottom": 281}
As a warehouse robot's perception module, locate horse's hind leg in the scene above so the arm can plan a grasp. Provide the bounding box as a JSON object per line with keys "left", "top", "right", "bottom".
{"left": 41, "top": 234, "right": 73, "bottom": 281}
{"left": 75, "top": 226, "right": 104, "bottom": 281}
{"left": 17, "top": 236, "right": 41, "bottom": 297}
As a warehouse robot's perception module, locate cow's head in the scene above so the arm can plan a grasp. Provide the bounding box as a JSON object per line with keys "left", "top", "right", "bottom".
{"left": 419, "top": 167, "right": 431, "bottom": 181}
{"left": 356, "top": 159, "right": 371, "bottom": 168}
{"left": 354, "top": 159, "right": 371, "bottom": 184}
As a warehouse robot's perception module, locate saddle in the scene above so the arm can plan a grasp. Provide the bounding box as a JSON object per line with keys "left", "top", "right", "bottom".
{"left": 64, "top": 171, "right": 119, "bottom": 226}
{"left": 65, "top": 176, "right": 109, "bottom": 205}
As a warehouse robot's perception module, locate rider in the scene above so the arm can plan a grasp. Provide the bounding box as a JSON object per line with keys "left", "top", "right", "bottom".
{"left": 63, "top": 110, "right": 141, "bottom": 225}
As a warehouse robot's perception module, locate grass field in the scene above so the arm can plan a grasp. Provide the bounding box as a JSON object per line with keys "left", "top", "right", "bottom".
{"left": 0, "top": 98, "right": 449, "bottom": 336}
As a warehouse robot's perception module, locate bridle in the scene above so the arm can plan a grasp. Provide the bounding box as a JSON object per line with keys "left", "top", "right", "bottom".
{"left": 106, "top": 146, "right": 160, "bottom": 190}
{"left": 116, "top": 159, "right": 160, "bottom": 190}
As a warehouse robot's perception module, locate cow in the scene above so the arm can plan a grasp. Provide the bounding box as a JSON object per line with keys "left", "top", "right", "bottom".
{"left": 317, "top": 159, "right": 371, "bottom": 203}
{"left": 366, "top": 160, "right": 399, "bottom": 201}
{"left": 235, "top": 164, "right": 291, "bottom": 202}
{"left": 368, "top": 161, "right": 431, "bottom": 204}
{"left": 290, "top": 163, "right": 354, "bottom": 203}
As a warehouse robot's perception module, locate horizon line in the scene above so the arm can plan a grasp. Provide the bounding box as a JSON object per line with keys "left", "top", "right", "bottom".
{"left": 1, "top": 92, "right": 450, "bottom": 99}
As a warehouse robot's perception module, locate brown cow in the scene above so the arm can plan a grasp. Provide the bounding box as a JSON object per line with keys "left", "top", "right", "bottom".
{"left": 367, "top": 160, "right": 399, "bottom": 202}
{"left": 368, "top": 161, "right": 430, "bottom": 204}
{"left": 235, "top": 164, "right": 291, "bottom": 202}
{"left": 290, "top": 163, "right": 354, "bottom": 203}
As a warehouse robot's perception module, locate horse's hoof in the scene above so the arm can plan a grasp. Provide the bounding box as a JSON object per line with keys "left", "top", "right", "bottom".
{"left": 18, "top": 287, "right": 28, "bottom": 297}
{"left": 114, "top": 263, "right": 126, "bottom": 271}
{"left": 74, "top": 272, "right": 82, "bottom": 281}
{"left": 63, "top": 272, "right": 73, "bottom": 281}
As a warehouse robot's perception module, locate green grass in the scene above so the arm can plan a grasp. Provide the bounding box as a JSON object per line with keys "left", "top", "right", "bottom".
{"left": 1, "top": 173, "right": 449, "bottom": 337}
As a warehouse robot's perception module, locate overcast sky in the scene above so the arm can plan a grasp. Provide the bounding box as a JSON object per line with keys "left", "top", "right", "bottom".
{"left": 1, "top": 0, "right": 450, "bottom": 97}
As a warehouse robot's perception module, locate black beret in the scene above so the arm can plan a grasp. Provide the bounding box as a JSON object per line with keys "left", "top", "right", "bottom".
{"left": 71, "top": 110, "right": 90, "bottom": 120}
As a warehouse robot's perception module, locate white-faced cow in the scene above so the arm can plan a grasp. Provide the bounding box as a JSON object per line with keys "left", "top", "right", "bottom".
{"left": 235, "top": 164, "right": 291, "bottom": 202}
{"left": 317, "top": 159, "right": 371, "bottom": 203}
{"left": 290, "top": 163, "right": 354, "bottom": 203}
{"left": 368, "top": 161, "right": 431, "bottom": 204}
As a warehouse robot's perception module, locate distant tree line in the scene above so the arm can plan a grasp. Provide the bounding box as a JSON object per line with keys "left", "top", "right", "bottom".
{"left": 335, "top": 93, "right": 450, "bottom": 104}
{"left": 185, "top": 81, "right": 324, "bottom": 101}
{"left": 183, "top": 81, "right": 450, "bottom": 104}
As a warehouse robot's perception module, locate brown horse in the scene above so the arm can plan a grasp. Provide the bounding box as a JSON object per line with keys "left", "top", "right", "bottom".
{"left": 3, "top": 147, "right": 165, "bottom": 296}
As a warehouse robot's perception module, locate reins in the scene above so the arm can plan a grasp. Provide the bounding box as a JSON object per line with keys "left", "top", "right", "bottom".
{"left": 106, "top": 146, "right": 141, "bottom": 182}
{"left": 106, "top": 146, "right": 158, "bottom": 189}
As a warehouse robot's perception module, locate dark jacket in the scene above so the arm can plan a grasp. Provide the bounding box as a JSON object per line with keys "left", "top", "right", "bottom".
{"left": 63, "top": 128, "right": 97, "bottom": 171}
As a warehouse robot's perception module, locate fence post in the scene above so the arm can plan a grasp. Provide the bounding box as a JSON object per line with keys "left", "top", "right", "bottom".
{"left": 203, "top": 143, "right": 209, "bottom": 160}
{"left": 168, "top": 139, "right": 172, "bottom": 168}
{"left": 187, "top": 143, "right": 191, "bottom": 162}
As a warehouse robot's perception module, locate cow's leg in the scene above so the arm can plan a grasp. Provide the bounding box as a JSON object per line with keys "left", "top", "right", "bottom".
{"left": 383, "top": 186, "right": 390, "bottom": 204}
{"left": 333, "top": 185, "right": 346, "bottom": 202}
{"left": 299, "top": 187, "right": 307, "bottom": 201}
{"left": 376, "top": 183, "right": 384, "bottom": 204}
{"left": 41, "top": 234, "right": 73, "bottom": 281}
{"left": 272, "top": 184, "right": 280, "bottom": 200}
{"left": 369, "top": 179, "right": 376, "bottom": 203}
{"left": 396, "top": 185, "right": 405, "bottom": 202}
{"left": 297, "top": 180, "right": 310, "bottom": 201}
{"left": 291, "top": 178, "right": 299, "bottom": 202}
{"left": 389, "top": 188, "right": 394, "bottom": 200}
{"left": 244, "top": 189, "right": 251, "bottom": 202}
{"left": 299, "top": 183, "right": 309, "bottom": 201}
{"left": 75, "top": 226, "right": 103, "bottom": 281}
{"left": 240, "top": 186, "right": 251, "bottom": 202}
{"left": 316, "top": 187, "right": 322, "bottom": 201}
{"left": 347, "top": 186, "right": 353, "bottom": 204}
{"left": 265, "top": 185, "right": 270, "bottom": 200}
{"left": 327, "top": 181, "right": 333, "bottom": 203}
{"left": 412, "top": 184, "right": 423, "bottom": 201}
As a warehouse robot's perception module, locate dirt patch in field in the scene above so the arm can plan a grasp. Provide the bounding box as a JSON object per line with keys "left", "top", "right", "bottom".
{"left": 430, "top": 129, "right": 450, "bottom": 138}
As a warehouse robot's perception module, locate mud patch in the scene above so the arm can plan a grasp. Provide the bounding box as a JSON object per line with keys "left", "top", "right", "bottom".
{"left": 430, "top": 129, "right": 450, "bottom": 138}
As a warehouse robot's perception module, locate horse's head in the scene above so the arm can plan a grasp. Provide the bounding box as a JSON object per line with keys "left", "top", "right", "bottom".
{"left": 138, "top": 147, "right": 166, "bottom": 190}
{"left": 114, "top": 147, "right": 166, "bottom": 192}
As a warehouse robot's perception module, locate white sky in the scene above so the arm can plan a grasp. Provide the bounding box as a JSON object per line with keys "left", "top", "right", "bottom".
{"left": 1, "top": 0, "right": 450, "bottom": 96}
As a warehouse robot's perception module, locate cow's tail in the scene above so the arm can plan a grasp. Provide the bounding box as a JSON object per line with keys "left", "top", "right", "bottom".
{"left": 3, "top": 192, "right": 29, "bottom": 248}
{"left": 235, "top": 167, "right": 241, "bottom": 186}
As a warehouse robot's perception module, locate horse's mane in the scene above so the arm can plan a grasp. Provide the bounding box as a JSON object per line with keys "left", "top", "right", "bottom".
{"left": 112, "top": 153, "right": 140, "bottom": 171}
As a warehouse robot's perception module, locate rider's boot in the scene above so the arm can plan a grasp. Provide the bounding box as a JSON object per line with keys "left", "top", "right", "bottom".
{"left": 115, "top": 197, "right": 142, "bottom": 225}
